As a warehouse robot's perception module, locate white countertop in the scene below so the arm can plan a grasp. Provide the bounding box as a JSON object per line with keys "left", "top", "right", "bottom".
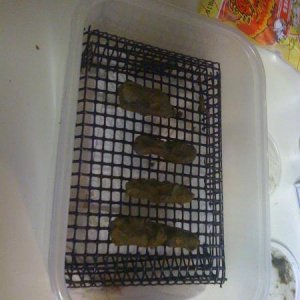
{"left": 1, "top": 1, "right": 300, "bottom": 299}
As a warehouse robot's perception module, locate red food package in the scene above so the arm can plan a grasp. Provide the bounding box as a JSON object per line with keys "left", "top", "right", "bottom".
{"left": 198, "top": 0, "right": 300, "bottom": 71}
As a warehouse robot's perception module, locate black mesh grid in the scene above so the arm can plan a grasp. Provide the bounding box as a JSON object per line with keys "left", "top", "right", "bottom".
{"left": 65, "top": 28, "right": 225, "bottom": 287}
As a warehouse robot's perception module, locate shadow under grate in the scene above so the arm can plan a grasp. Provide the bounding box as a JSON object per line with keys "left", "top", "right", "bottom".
{"left": 65, "top": 27, "right": 225, "bottom": 287}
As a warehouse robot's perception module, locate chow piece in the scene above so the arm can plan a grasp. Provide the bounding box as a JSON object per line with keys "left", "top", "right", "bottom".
{"left": 126, "top": 179, "right": 193, "bottom": 204}
{"left": 133, "top": 135, "right": 197, "bottom": 164}
{"left": 198, "top": 95, "right": 206, "bottom": 114}
{"left": 110, "top": 216, "right": 199, "bottom": 251}
{"left": 118, "top": 81, "right": 176, "bottom": 118}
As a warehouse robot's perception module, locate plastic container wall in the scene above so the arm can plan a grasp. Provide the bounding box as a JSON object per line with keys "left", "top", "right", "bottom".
{"left": 49, "top": 1, "right": 270, "bottom": 299}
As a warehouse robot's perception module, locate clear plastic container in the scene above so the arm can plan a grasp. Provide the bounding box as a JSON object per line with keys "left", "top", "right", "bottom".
{"left": 49, "top": 1, "right": 270, "bottom": 299}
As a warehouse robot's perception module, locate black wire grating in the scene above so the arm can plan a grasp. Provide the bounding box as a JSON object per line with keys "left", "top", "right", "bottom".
{"left": 65, "top": 27, "right": 225, "bottom": 287}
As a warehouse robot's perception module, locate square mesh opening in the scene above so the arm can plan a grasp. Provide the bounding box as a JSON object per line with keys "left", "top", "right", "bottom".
{"left": 65, "top": 28, "right": 225, "bottom": 287}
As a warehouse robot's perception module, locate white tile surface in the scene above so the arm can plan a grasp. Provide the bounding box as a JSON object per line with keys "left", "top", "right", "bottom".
{"left": 0, "top": 162, "right": 52, "bottom": 299}
{"left": 0, "top": 0, "right": 79, "bottom": 263}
